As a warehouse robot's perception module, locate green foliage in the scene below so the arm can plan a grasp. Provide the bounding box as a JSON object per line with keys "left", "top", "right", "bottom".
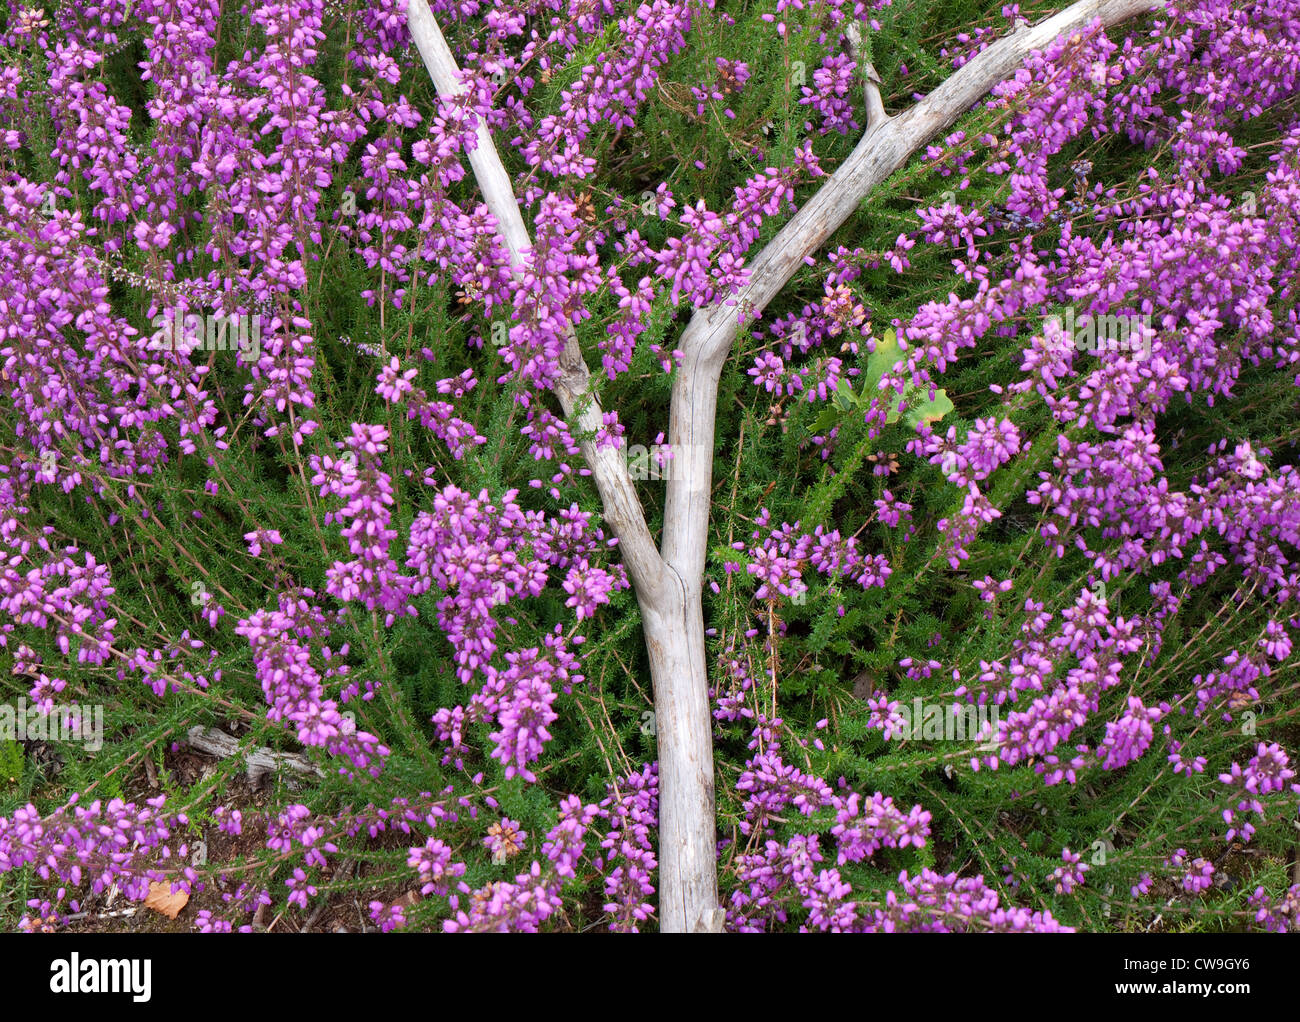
{"left": 1, "top": 0, "right": 1294, "bottom": 934}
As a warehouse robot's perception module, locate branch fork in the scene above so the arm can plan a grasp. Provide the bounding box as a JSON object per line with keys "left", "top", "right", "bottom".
{"left": 406, "top": 0, "right": 1162, "bottom": 932}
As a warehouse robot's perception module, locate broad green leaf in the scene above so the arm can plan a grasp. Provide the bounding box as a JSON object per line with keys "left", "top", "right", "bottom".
{"left": 832, "top": 376, "right": 857, "bottom": 411}
{"left": 810, "top": 405, "right": 841, "bottom": 435}
{"left": 902, "top": 386, "right": 955, "bottom": 429}
{"left": 865, "top": 327, "right": 902, "bottom": 383}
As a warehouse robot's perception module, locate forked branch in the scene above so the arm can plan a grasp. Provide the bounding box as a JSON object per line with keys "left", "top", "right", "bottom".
{"left": 406, "top": 0, "right": 1162, "bottom": 933}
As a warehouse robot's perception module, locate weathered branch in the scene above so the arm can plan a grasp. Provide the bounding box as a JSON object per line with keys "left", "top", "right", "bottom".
{"left": 844, "top": 22, "right": 889, "bottom": 131}
{"left": 185, "top": 725, "right": 324, "bottom": 785}
{"left": 657, "top": 0, "right": 1163, "bottom": 933}
{"left": 405, "top": 0, "right": 672, "bottom": 607}
{"left": 407, "top": 0, "right": 716, "bottom": 933}
{"left": 663, "top": 0, "right": 1163, "bottom": 585}
{"left": 406, "top": 0, "right": 1162, "bottom": 934}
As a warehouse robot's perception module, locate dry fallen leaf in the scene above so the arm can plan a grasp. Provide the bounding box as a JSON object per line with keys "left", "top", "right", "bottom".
{"left": 144, "top": 881, "right": 189, "bottom": 920}
{"left": 851, "top": 669, "right": 877, "bottom": 701}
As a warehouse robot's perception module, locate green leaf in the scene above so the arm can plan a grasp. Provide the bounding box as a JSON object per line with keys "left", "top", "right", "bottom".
{"left": 902, "top": 386, "right": 955, "bottom": 429}
{"left": 810, "top": 405, "right": 842, "bottom": 435}
{"left": 865, "top": 328, "right": 902, "bottom": 383}
{"left": 832, "top": 376, "right": 857, "bottom": 411}
{"left": 805, "top": 329, "right": 951, "bottom": 437}
{"left": 808, "top": 377, "right": 859, "bottom": 437}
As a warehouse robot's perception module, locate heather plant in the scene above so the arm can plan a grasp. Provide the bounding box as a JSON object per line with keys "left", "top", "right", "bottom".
{"left": 0, "top": 0, "right": 1298, "bottom": 935}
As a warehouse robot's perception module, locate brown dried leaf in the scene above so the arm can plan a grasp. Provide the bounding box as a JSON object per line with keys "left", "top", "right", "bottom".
{"left": 144, "top": 881, "right": 189, "bottom": 920}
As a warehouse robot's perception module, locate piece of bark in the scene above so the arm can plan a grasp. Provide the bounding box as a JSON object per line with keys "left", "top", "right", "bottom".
{"left": 185, "top": 726, "right": 324, "bottom": 785}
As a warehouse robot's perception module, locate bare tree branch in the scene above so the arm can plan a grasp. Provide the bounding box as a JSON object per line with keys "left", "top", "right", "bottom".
{"left": 406, "top": 0, "right": 1162, "bottom": 933}
{"left": 663, "top": 0, "right": 1163, "bottom": 589}
{"left": 844, "top": 21, "right": 889, "bottom": 130}
{"left": 406, "top": 0, "right": 716, "bottom": 933}
{"left": 186, "top": 726, "right": 324, "bottom": 785}
{"left": 657, "top": 0, "right": 1163, "bottom": 933}
{"left": 405, "top": 0, "right": 672, "bottom": 606}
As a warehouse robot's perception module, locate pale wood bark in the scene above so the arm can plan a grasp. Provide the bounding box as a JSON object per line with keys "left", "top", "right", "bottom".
{"left": 185, "top": 725, "right": 324, "bottom": 784}
{"left": 664, "top": 0, "right": 1161, "bottom": 585}
{"left": 406, "top": 3, "right": 672, "bottom": 606}
{"left": 407, "top": 1, "right": 716, "bottom": 931}
{"left": 407, "top": 0, "right": 1159, "bottom": 933}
